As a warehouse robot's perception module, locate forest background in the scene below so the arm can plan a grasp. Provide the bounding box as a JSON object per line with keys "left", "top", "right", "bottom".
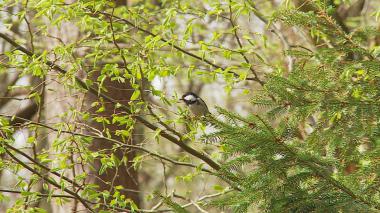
{"left": 0, "top": 0, "right": 380, "bottom": 212}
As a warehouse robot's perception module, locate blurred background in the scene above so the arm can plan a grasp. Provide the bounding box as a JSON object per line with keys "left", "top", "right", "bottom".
{"left": 0, "top": 0, "right": 379, "bottom": 212}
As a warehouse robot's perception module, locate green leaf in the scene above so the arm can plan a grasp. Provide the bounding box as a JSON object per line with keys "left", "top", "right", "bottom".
{"left": 130, "top": 90, "right": 140, "bottom": 101}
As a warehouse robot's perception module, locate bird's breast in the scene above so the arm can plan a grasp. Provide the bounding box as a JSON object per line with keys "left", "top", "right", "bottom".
{"left": 189, "top": 104, "right": 208, "bottom": 116}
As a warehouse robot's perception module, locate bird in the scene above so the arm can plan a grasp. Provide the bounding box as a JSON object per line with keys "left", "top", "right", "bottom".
{"left": 180, "top": 92, "right": 222, "bottom": 144}
{"left": 179, "top": 92, "right": 210, "bottom": 117}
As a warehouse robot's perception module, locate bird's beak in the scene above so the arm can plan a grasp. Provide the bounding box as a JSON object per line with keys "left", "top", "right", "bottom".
{"left": 178, "top": 98, "right": 184, "bottom": 103}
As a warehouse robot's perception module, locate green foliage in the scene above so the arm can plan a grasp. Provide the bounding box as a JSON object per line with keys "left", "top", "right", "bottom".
{"left": 155, "top": 192, "right": 190, "bottom": 213}
{"left": 199, "top": 3, "right": 380, "bottom": 212}
{"left": 0, "top": 0, "right": 380, "bottom": 212}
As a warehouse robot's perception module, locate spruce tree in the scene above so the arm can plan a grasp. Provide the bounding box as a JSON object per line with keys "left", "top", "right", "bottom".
{"left": 202, "top": 2, "right": 380, "bottom": 212}
{"left": 0, "top": 0, "right": 379, "bottom": 212}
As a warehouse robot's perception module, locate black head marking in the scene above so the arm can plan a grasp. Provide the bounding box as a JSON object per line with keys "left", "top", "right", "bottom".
{"left": 180, "top": 92, "right": 199, "bottom": 105}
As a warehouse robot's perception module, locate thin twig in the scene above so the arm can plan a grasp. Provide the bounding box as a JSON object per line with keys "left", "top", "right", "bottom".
{"left": 108, "top": 7, "right": 131, "bottom": 74}
{"left": 89, "top": 9, "right": 261, "bottom": 82}
{"left": 0, "top": 189, "right": 76, "bottom": 199}
{"left": 0, "top": 113, "right": 213, "bottom": 173}
{"left": 0, "top": 32, "right": 221, "bottom": 171}
{"left": 247, "top": 1, "right": 294, "bottom": 72}
{"left": 5, "top": 149, "right": 95, "bottom": 212}
{"left": 228, "top": 0, "right": 264, "bottom": 86}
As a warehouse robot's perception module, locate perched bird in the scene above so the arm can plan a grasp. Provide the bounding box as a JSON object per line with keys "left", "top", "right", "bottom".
{"left": 180, "top": 92, "right": 221, "bottom": 144}
{"left": 180, "top": 92, "right": 210, "bottom": 117}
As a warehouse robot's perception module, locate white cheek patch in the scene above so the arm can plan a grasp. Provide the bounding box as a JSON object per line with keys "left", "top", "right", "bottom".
{"left": 184, "top": 95, "right": 196, "bottom": 102}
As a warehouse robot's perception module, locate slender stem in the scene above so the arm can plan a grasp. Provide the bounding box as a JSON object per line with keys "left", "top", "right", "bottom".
{"left": 5, "top": 149, "right": 95, "bottom": 212}
{"left": 228, "top": 0, "right": 264, "bottom": 86}
{"left": 3, "top": 142, "right": 83, "bottom": 189}
{"left": 0, "top": 32, "right": 221, "bottom": 171}
{"left": 108, "top": 7, "right": 131, "bottom": 74}
{"left": 90, "top": 9, "right": 261, "bottom": 82}
{"left": 0, "top": 189, "right": 76, "bottom": 199}
{"left": 0, "top": 113, "right": 213, "bottom": 173}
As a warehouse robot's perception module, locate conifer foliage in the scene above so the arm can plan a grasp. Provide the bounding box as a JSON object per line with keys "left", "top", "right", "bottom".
{"left": 204, "top": 3, "right": 380, "bottom": 212}
{"left": 0, "top": 0, "right": 379, "bottom": 212}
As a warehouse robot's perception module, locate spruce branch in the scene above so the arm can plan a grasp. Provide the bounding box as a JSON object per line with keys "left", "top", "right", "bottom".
{"left": 253, "top": 113, "right": 380, "bottom": 210}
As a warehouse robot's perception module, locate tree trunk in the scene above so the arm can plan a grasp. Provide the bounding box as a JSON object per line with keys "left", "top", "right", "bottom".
{"left": 87, "top": 76, "right": 140, "bottom": 205}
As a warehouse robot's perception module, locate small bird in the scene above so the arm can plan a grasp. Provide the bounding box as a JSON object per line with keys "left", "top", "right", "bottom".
{"left": 180, "top": 92, "right": 210, "bottom": 117}
{"left": 180, "top": 92, "right": 220, "bottom": 144}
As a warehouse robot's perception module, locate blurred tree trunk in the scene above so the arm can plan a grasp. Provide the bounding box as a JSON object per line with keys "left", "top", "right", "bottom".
{"left": 87, "top": 76, "right": 140, "bottom": 205}
{"left": 86, "top": 0, "right": 140, "bottom": 206}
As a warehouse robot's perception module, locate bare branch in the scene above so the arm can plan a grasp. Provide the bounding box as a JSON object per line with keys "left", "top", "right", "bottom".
{"left": 0, "top": 189, "right": 76, "bottom": 199}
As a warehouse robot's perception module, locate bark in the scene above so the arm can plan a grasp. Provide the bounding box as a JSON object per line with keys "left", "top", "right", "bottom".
{"left": 82, "top": 0, "right": 141, "bottom": 206}
{"left": 87, "top": 75, "right": 140, "bottom": 205}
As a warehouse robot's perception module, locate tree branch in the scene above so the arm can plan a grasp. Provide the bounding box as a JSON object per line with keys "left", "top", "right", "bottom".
{"left": 4, "top": 148, "right": 95, "bottom": 212}
{"left": 0, "top": 32, "right": 221, "bottom": 171}
{"left": 228, "top": 0, "right": 265, "bottom": 86}
{"left": 254, "top": 114, "right": 380, "bottom": 209}
{"left": 89, "top": 9, "right": 260, "bottom": 82}
{"left": 3, "top": 142, "right": 83, "bottom": 189}
{"left": 1, "top": 113, "right": 213, "bottom": 173}
{"left": 8, "top": 102, "right": 38, "bottom": 126}
{"left": 0, "top": 189, "right": 76, "bottom": 199}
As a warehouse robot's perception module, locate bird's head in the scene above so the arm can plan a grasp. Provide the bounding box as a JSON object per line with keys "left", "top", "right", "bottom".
{"left": 180, "top": 92, "right": 199, "bottom": 105}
